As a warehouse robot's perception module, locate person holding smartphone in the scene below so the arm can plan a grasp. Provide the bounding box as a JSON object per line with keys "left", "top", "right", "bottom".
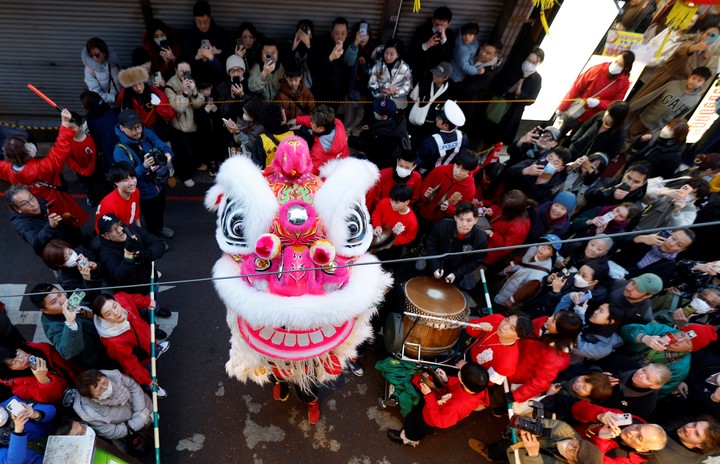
{"left": 248, "top": 41, "right": 285, "bottom": 100}
{"left": 142, "top": 19, "right": 181, "bottom": 79}
{"left": 582, "top": 161, "right": 651, "bottom": 213}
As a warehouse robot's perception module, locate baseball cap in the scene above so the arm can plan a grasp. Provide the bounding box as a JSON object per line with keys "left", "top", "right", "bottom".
{"left": 118, "top": 110, "right": 142, "bottom": 128}
{"left": 430, "top": 61, "right": 453, "bottom": 79}
{"left": 97, "top": 213, "right": 122, "bottom": 235}
{"left": 373, "top": 98, "right": 398, "bottom": 117}
{"left": 539, "top": 234, "right": 562, "bottom": 251}
{"left": 631, "top": 273, "right": 663, "bottom": 295}
{"left": 542, "top": 126, "right": 560, "bottom": 141}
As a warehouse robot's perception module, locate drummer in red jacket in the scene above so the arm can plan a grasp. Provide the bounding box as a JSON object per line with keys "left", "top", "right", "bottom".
{"left": 295, "top": 105, "right": 350, "bottom": 176}
{"left": 91, "top": 293, "right": 170, "bottom": 398}
{"left": 465, "top": 313, "right": 534, "bottom": 386}
{"left": 387, "top": 361, "right": 489, "bottom": 447}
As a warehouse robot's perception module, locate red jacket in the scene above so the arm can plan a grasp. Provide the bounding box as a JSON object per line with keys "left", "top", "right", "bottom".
{"left": 411, "top": 375, "right": 489, "bottom": 428}
{"left": 466, "top": 314, "right": 519, "bottom": 385}
{"left": 484, "top": 215, "right": 531, "bottom": 265}
{"left": 557, "top": 62, "right": 631, "bottom": 123}
{"left": 0, "top": 125, "right": 89, "bottom": 226}
{"left": 371, "top": 198, "right": 418, "bottom": 246}
{"left": 117, "top": 86, "right": 175, "bottom": 128}
{"left": 366, "top": 167, "right": 422, "bottom": 212}
{"left": 589, "top": 433, "right": 650, "bottom": 464}
{"left": 97, "top": 293, "right": 153, "bottom": 386}
{"left": 507, "top": 336, "right": 570, "bottom": 403}
{"left": 4, "top": 342, "right": 80, "bottom": 404}
{"left": 67, "top": 134, "right": 97, "bottom": 177}
{"left": 418, "top": 164, "right": 476, "bottom": 223}
{"left": 296, "top": 116, "right": 350, "bottom": 176}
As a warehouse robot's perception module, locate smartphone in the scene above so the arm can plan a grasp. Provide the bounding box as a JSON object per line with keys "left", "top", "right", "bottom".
{"left": 184, "top": 70, "right": 192, "bottom": 81}
{"left": 618, "top": 182, "right": 631, "bottom": 191}
{"left": 615, "top": 413, "right": 633, "bottom": 426}
{"left": 6, "top": 399, "right": 25, "bottom": 417}
{"left": 433, "top": 31, "right": 442, "bottom": 40}
{"left": 659, "top": 229, "right": 672, "bottom": 239}
{"left": 159, "top": 39, "right": 169, "bottom": 50}
{"left": 265, "top": 53, "right": 274, "bottom": 64}
{"left": 231, "top": 76, "right": 241, "bottom": 85}
{"left": 677, "top": 184, "right": 694, "bottom": 199}
{"left": 300, "top": 24, "right": 310, "bottom": 34}
{"left": 45, "top": 200, "right": 55, "bottom": 213}
{"left": 359, "top": 22, "right": 368, "bottom": 39}
{"left": 662, "top": 332, "right": 677, "bottom": 346}
{"left": 535, "top": 159, "right": 549, "bottom": 168}
{"left": 201, "top": 39, "right": 211, "bottom": 49}
{"left": 77, "top": 254, "right": 89, "bottom": 268}
{"left": 600, "top": 211, "right": 616, "bottom": 223}
{"left": 27, "top": 355, "right": 37, "bottom": 369}
{"left": 577, "top": 290, "right": 593, "bottom": 304}
{"left": 67, "top": 291, "right": 86, "bottom": 311}
{"left": 707, "top": 33, "right": 719, "bottom": 46}
{"left": 222, "top": 118, "right": 231, "bottom": 125}
{"left": 236, "top": 38, "right": 244, "bottom": 49}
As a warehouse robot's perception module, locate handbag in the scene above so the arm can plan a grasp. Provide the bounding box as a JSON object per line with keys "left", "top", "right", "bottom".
{"left": 564, "top": 78, "right": 619, "bottom": 121}
{"left": 485, "top": 96, "right": 511, "bottom": 124}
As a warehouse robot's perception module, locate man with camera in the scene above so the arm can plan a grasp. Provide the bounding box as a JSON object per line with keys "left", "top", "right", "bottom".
{"left": 113, "top": 109, "right": 175, "bottom": 240}
{"left": 93, "top": 214, "right": 168, "bottom": 312}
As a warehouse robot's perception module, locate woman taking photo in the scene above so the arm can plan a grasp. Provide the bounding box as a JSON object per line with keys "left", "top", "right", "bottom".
{"left": 41, "top": 239, "right": 100, "bottom": 290}
{"left": 0, "top": 343, "right": 79, "bottom": 403}
{"left": 567, "top": 101, "right": 629, "bottom": 161}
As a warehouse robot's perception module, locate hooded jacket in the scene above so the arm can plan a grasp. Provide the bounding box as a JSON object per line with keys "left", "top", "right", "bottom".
{"left": 81, "top": 46, "right": 122, "bottom": 104}
{"left": 296, "top": 116, "right": 350, "bottom": 175}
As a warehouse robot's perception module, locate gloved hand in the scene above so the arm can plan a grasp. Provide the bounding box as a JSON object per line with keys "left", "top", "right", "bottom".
{"left": 586, "top": 97, "right": 600, "bottom": 108}
{"left": 150, "top": 93, "right": 161, "bottom": 106}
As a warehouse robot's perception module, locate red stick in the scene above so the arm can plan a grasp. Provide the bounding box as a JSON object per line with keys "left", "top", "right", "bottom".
{"left": 27, "top": 84, "right": 59, "bottom": 109}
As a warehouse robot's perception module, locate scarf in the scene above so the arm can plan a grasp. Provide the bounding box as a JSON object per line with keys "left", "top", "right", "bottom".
{"left": 640, "top": 349, "right": 687, "bottom": 365}
{"left": 637, "top": 246, "right": 677, "bottom": 269}
{"left": 94, "top": 312, "right": 131, "bottom": 338}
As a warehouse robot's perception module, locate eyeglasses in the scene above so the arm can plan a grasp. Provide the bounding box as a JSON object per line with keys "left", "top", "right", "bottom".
{"left": 14, "top": 195, "right": 36, "bottom": 208}
{"left": 125, "top": 124, "right": 142, "bottom": 132}
{"left": 539, "top": 132, "right": 555, "bottom": 140}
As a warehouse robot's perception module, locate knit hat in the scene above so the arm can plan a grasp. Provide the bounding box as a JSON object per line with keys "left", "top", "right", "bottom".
{"left": 682, "top": 324, "right": 718, "bottom": 351}
{"left": 631, "top": 273, "right": 663, "bottom": 296}
{"left": 97, "top": 213, "right": 122, "bottom": 235}
{"left": 553, "top": 191, "right": 576, "bottom": 214}
{"left": 540, "top": 233, "right": 562, "bottom": 251}
{"left": 226, "top": 55, "right": 246, "bottom": 73}
{"left": 576, "top": 440, "right": 603, "bottom": 464}
{"left": 373, "top": 98, "right": 397, "bottom": 117}
{"left": 118, "top": 66, "right": 149, "bottom": 88}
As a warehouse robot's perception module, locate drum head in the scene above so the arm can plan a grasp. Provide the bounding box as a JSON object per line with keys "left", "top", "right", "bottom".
{"left": 384, "top": 312, "right": 403, "bottom": 354}
{"left": 405, "top": 276, "right": 466, "bottom": 317}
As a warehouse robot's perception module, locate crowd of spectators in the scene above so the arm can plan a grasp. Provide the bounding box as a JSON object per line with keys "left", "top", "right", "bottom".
{"left": 1, "top": 0, "right": 720, "bottom": 461}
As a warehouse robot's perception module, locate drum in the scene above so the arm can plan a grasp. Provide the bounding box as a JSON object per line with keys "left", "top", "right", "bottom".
{"left": 401, "top": 276, "right": 467, "bottom": 358}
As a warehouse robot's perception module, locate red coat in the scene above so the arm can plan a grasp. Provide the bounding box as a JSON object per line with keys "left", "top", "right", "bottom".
{"left": 97, "top": 293, "right": 153, "bottom": 386}
{"left": 366, "top": 167, "right": 422, "bottom": 213}
{"left": 466, "top": 314, "right": 519, "bottom": 385}
{"left": 411, "top": 375, "right": 489, "bottom": 428}
{"left": 0, "top": 125, "right": 89, "bottom": 226}
{"left": 371, "top": 198, "right": 418, "bottom": 246}
{"left": 418, "top": 164, "right": 476, "bottom": 223}
{"left": 296, "top": 116, "right": 350, "bottom": 176}
{"left": 117, "top": 86, "right": 175, "bottom": 128}
{"left": 557, "top": 62, "right": 631, "bottom": 123}
{"left": 95, "top": 188, "right": 142, "bottom": 233}
{"left": 484, "top": 215, "right": 531, "bottom": 265}
{"left": 589, "top": 429, "right": 650, "bottom": 464}
{"left": 67, "top": 135, "right": 97, "bottom": 177}
{"left": 507, "top": 336, "right": 570, "bottom": 403}
{"left": 3, "top": 342, "right": 80, "bottom": 404}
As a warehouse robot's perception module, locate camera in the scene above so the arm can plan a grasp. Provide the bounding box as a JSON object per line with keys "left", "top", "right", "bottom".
{"left": 148, "top": 148, "right": 168, "bottom": 166}
{"left": 508, "top": 401, "right": 550, "bottom": 437}
{"left": 560, "top": 267, "right": 571, "bottom": 278}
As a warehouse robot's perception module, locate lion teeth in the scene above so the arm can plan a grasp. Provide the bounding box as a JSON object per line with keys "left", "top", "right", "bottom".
{"left": 309, "top": 330, "right": 324, "bottom": 343}
{"left": 297, "top": 333, "right": 310, "bottom": 346}
{"left": 321, "top": 326, "right": 336, "bottom": 337}
{"left": 259, "top": 327, "right": 274, "bottom": 340}
{"left": 283, "top": 334, "right": 297, "bottom": 347}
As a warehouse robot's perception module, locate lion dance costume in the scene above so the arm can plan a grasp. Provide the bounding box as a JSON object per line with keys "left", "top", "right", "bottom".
{"left": 205, "top": 137, "right": 393, "bottom": 392}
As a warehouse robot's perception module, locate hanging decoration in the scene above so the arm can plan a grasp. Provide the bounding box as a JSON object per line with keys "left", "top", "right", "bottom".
{"left": 655, "top": 0, "right": 720, "bottom": 59}
{"left": 532, "top": 0, "right": 557, "bottom": 36}
{"left": 413, "top": 0, "right": 421, "bottom": 14}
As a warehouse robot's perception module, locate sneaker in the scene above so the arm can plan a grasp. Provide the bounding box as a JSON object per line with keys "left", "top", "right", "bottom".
{"left": 156, "top": 341, "right": 170, "bottom": 359}
{"left": 159, "top": 226, "right": 175, "bottom": 239}
{"left": 155, "top": 328, "right": 168, "bottom": 340}
{"left": 183, "top": 178, "right": 196, "bottom": 188}
{"left": 387, "top": 429, "right": 404, "bottom": 445}
{"left": 62, "top": 388, "right": 78, "bottom": 408}
{"left": 307, "top": 400, "right": 320, "bottom": 424}
{"left": 197, "top": 163, "right": 208, "bottom": 171}
{"left": 155, "top": 385, "right": 168, "bottom": 399}
{"left": 348, "top": 359, "right": 364, "bottom": 377}
{"left": 154, "top": 307, "right": 171, "bottom": 318}
{"left": 167, "top": 176, "right": 177, "bottom": 189}
{"left": 272, "top": 381, "right": 289, "bottom": 401}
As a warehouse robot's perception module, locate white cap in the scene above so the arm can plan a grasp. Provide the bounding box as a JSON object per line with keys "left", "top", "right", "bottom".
{"left": 441, "top": 100, "right": 465, "bottom": 127}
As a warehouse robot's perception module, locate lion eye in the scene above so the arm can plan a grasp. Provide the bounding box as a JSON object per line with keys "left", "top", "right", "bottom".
{"left": 222, "top": 200, "right": 246, "bottom": 246}
{"left": 345, "top": 204, "right": 368, "bottom": 247}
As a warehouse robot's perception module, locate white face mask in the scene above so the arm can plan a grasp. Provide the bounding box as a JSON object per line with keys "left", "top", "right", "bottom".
{"left": 64, "top": 251, "right": 79, "bottom": 268}
{"left": 608, "top": 62, "right": 623, "bottom": 75}
{"left": 659, "top": 126, "right": 674, "bottom": 139}
{"left": 574, "top": 274, "right": 591, "bottom": 288}
{"left": 556, "top": 439, "right": 573, "bottom": 458}
{"left": 97, "top": 381, "right": 113, "bottom": 400}
{"left": 521, "top": 60, "right": 536, "bottom": 74}
{"left": 396, "top": 166, "right": 413, "bottom": 178}
{"left": 690, "top": 297, "right": 713, "bottom": 314}
{"left": 25, "top": 143, "right": 38, "bottom": 158}
{"left": 242, "top": 113, "right": 251, "bottom": 122}
{"left": 154, "top": 36, "right": 167, "bottom": 46}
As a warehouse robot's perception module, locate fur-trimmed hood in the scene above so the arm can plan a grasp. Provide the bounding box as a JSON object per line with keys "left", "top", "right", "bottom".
{"left": 118, "top": 66, "right": 149, "bottom": 88}
{"left": 81, "top": 46, "right": 122, "bottom": 74}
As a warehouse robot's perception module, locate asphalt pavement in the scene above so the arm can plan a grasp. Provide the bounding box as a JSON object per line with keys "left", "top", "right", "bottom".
{"left": 0, "top": 173, "right": 506, "bottom": 463}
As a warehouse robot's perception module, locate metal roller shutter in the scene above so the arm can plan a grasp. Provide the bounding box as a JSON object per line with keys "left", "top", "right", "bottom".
{"left": 150, "top": 0, "right": 386, "bottom": 44}
{"left": 0, "top": 2, "right": 144, "bottom": 118}
{"left": 393, "top": 0, "right": 506, "bottom": 44}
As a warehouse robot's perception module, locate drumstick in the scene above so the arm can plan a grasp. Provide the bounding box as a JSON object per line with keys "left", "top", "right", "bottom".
{"left": 403, "top": 311, "right": 490, "bottom": 330}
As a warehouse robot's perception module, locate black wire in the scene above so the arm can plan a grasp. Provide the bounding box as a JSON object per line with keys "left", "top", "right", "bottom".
{"left": 3, "top": 220, "right": 720, "bottom": 299}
